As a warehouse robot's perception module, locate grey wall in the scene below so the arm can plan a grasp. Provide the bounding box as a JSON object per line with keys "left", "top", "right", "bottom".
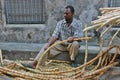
{"left": 1, "top": 0, "right": 119, "bottom": 46}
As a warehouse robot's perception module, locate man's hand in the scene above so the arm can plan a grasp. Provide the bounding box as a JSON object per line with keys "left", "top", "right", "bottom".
{"left": 67, "top": 37, "right": 74, "bottom": 42}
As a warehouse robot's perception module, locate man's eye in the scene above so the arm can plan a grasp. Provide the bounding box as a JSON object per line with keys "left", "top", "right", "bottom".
{"left": 66, "top": 13, "right": 69, "bottom": 15}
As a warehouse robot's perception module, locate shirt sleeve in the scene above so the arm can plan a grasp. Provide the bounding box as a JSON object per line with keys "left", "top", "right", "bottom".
{"left": 52, "top": 22, "right": 60, "bottom": 38}
{"left": 73, "top": 20, "right": 84, "bottom": 38}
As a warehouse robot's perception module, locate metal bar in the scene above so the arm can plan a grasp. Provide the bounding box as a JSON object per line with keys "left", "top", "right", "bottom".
{"left": 4, "top": 0, "right": 45, "bottom": 24}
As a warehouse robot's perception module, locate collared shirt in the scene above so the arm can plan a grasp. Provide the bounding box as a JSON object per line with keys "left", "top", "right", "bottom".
{"left": 52, "top": 18, "right": 83, "bottom": 40}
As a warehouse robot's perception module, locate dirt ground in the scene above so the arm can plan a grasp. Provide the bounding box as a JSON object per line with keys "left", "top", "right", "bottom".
{"left": 1, "top": 50, "right": 120, "bottom": 80}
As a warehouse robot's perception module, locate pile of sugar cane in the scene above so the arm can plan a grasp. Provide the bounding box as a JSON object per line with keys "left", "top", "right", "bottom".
{"left": 83, "top": 7, "right": 120, "bottom": 32}
{"left": 0, "top": 7, "right": 120, "bottom": 80}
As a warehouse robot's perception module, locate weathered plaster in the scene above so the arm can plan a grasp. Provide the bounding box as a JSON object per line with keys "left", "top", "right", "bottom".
{"left": 0, "top": 0, "right": 119, "bottom": 46}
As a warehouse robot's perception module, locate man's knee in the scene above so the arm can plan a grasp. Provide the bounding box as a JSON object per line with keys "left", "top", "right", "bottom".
{"left": 72, "top": 41, "right": 80, "bottom": 48}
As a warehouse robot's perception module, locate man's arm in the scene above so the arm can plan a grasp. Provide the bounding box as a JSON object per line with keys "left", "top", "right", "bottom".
{"left": 44, "top": 21, "right": 61, "bottom": 50}
{"left": 44, "top": 36, "right": 57, "bottom": 50}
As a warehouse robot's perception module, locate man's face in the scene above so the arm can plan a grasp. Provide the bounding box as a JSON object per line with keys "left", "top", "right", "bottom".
{"left": 64, "top": 8, "right": 73, "bottom": 22}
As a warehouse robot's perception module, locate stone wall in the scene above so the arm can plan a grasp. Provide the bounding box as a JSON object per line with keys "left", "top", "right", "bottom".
{"left": 1, "top": 0, "right": 118, "bottom": 46}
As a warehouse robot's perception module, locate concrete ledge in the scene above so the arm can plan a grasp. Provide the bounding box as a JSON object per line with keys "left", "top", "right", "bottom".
{"left": 0, "top": 42, "right": 44, "bottom": 51}
{"left": 0, "top": 42, "right": 119, "bottom": 54}
{"left": 0, "top": 42, "right": 119, "bottom": 64}
{"left": 79, "top": 46, "right": 120, "bottom": 54}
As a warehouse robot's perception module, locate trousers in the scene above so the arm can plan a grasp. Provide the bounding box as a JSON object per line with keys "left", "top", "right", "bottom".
{"left": 34, "top": 41, "right": 80, "bottom": 63}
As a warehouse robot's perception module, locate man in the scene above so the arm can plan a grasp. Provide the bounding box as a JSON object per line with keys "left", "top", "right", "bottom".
{"left": 22, "top": 5, "right": 83, "bottom": 68}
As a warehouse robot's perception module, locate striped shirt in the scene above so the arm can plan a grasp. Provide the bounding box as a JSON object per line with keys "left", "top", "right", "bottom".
{"left": 52, "top": 18, "right": 83, "bottom": 40}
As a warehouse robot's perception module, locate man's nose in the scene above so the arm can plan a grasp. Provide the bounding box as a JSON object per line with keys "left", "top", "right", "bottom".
{"left": 64, "top": 14, "right": 67, "bottom": 17}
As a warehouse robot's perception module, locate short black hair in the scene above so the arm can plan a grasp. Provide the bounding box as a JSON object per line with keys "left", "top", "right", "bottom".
{"left": 65, "top": 5, "right": 75, "bottom": 14}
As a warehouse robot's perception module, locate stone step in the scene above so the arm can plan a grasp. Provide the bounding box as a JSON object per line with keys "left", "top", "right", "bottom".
{"left": 0, "top": 42, "right": 119, "bottom": 54}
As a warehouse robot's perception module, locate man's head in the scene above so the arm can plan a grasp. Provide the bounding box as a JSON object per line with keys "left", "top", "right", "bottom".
{"left": 64, "top": 5, "right": 74, "bottom": 23}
